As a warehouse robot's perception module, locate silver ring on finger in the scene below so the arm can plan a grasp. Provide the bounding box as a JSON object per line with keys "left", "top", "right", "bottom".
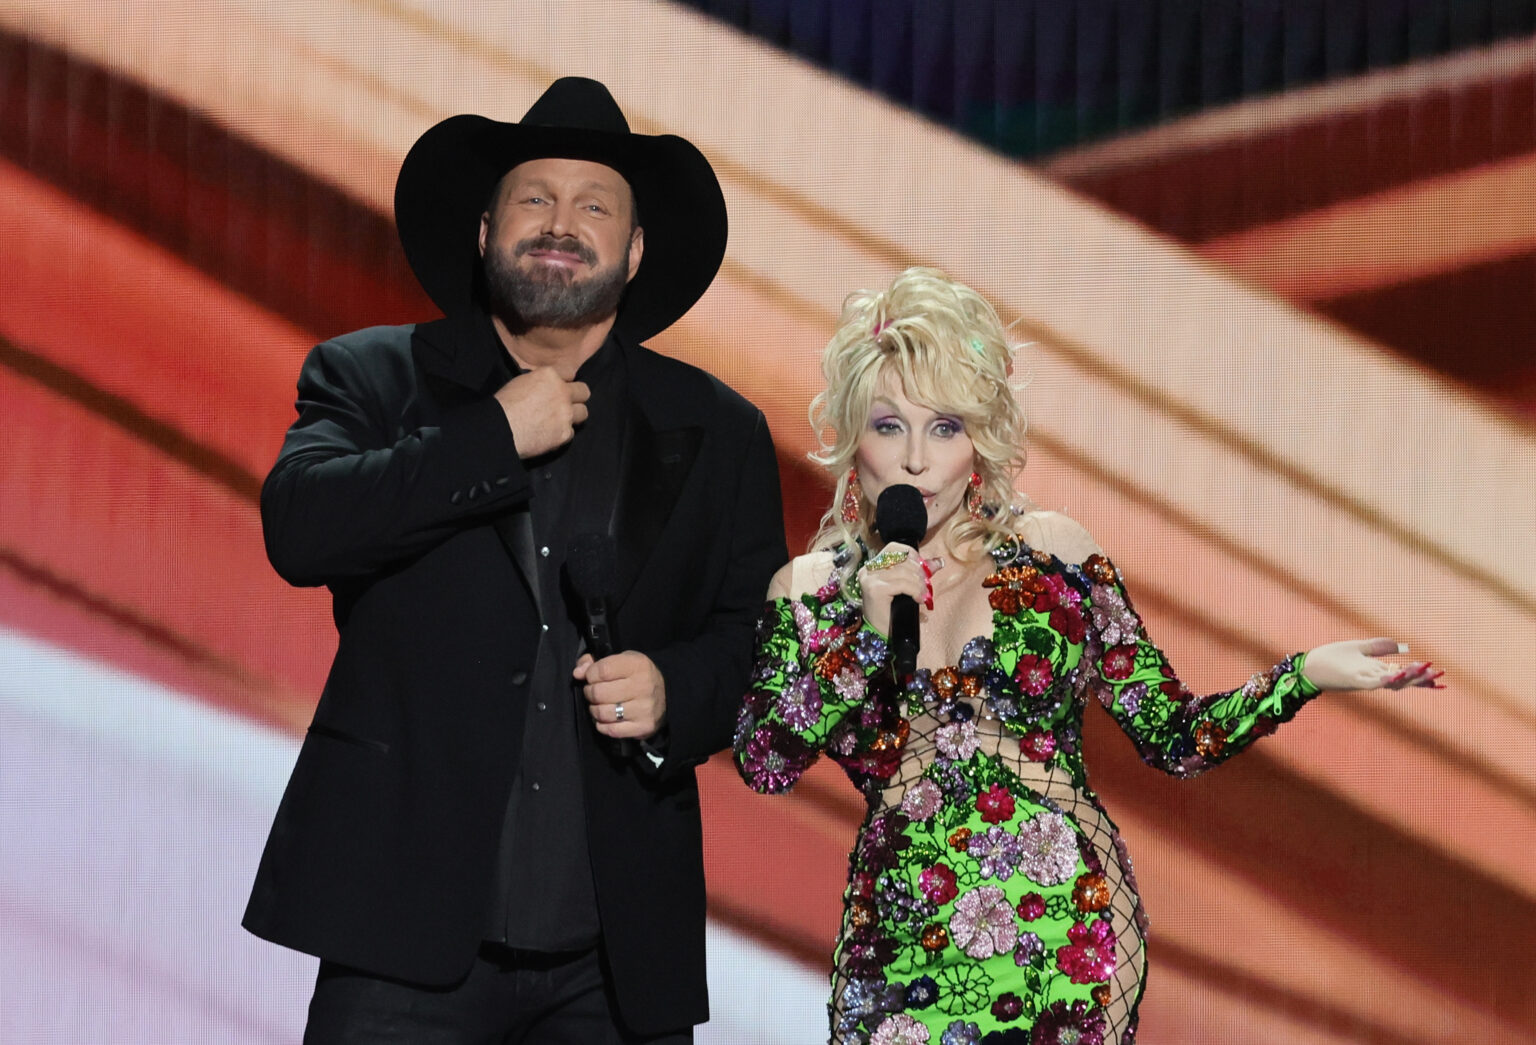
{"left": 614, "top": 702, "right": 626, "bottom": 723}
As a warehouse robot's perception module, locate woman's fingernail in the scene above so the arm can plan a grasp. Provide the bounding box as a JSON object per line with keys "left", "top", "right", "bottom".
{"left": 1396, "top": 643, "right": 1409, "bottom": 654}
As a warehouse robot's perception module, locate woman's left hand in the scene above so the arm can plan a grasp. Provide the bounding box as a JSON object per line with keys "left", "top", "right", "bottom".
{"left": 1301, "top": 638, "right": 1445, "bottom": 692}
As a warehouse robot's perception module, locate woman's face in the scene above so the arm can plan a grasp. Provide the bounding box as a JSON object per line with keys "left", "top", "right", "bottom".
{"left": 854, "top": 371, "right": 976, "bottom": 543}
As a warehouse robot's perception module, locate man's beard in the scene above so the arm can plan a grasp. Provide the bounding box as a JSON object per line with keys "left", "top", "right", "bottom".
{"left": 483, "top": 234, "right": 630, "bottom": 330}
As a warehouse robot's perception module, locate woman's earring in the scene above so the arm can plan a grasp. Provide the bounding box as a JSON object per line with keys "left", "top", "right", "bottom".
{"left": 842, "top": 469, "right": 863, "bottom": 524}
{"left": 966, "top": 471, "right": 985, "bottom": 520}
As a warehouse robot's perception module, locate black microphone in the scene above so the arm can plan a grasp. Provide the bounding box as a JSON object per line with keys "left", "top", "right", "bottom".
{"left": 873, "top": 484, "right": 927, "bottom": 680}
{"left": 567, "top": 533, "right": 636, "bottom": 759}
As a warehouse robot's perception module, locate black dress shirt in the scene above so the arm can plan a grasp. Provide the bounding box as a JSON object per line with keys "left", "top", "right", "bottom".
{"left": 485, "top": 328, "right": 628, "bottom": 950}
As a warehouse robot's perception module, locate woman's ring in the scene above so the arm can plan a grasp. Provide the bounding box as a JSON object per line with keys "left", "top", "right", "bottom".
{"left": 615, "top": 703, "right": 626, "bottom": 722}
{"left": 865, "top": 548, "right": 910, "bottom": 572}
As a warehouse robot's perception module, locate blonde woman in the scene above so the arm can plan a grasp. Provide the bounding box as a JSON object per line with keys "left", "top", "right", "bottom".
{"left": 734, "top": 268, "right": 1439, "bottom": 1045}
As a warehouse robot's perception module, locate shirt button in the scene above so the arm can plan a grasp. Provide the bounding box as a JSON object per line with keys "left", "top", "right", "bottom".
{"left": 531, "top": 781, "right": 541, "bottom": 792}
{"left": 510, "top": 671, "right": 529, "bottom": 686}
{"left": 539, "top": 545, "right": 550, "bottom": 557}
{"left": 536, "top": 701, "right": 547, "bottom": 712}
{"left": 541, "top": 469, "right": 552, "bottom": 481}
{"left": 541, "top": 623, "right": 549, "bottom": 633}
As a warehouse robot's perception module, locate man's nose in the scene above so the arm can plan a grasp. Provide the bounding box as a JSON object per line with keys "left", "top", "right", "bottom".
{"left": 543, "top": 199, "right": 576, "bottom": 238}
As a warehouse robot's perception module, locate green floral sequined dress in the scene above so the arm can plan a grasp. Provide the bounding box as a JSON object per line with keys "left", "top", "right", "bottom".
{"left": 734, "top": 540, "right": 1319, "bottom": 1045}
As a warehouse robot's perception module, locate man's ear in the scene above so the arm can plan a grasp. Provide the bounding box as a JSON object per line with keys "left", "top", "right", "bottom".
{"left": 478, "top": 212, "right": 491, "bottom": 257}
{"left": 627, "top": 225, "right": 644, "bottom": 281}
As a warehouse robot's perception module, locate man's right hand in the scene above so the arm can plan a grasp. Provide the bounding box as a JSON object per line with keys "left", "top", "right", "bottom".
{"left": 494, "top": 367, "right": 590, "bottom": 458}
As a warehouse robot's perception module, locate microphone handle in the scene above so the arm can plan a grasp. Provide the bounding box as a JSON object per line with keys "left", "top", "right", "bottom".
{"left": 582, "top": 599, "right": 638, "bottom": 759}
{"left": 889, "top": 593, "right": 920, "bottom": 680}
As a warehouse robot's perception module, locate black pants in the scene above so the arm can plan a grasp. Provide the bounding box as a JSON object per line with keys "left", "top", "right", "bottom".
{"left": 303, "top": 944, "right": 694, "bottom": 1045}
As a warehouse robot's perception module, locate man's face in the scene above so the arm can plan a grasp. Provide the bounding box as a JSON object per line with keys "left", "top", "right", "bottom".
{"left": 478, "top": 157, "right": 644, "bottom": 330}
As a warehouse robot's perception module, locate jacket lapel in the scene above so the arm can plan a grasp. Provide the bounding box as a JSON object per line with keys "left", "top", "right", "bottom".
{"left": 412, "top": 315, "right": 544, "bottom": 620}
{"left": 611, "top": 409, "right": 702, "bottom": 607}
{"left": 610, "top": 339, "right": 705, "bottom": 609}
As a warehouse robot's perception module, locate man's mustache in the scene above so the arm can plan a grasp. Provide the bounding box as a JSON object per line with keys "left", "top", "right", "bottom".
{"left": 514, "top": 235, "right": 597, "bottom": 266}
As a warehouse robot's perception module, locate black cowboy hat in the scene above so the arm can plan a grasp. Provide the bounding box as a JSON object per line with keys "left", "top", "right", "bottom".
{"left": 393, "top": 77, "right": 727, "bottom": 343}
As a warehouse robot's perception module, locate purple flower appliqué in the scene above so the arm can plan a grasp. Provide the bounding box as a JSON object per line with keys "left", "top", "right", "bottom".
{"left": 1016, "top": 811, "right": 1080, "bottom": 886}
{"left": 966, "top": 824, "right": 1025, "bottom": 881}
{"left": 935, "top": 719, "right": 980, "bottom": 761}
{"left": 740, "top": 723, "right": 812, "bottom": 794}
{"left": 855, "top": 627, "right": 890, "bottom": 668}
{"left": 828, "top": 723, "right": 859, "bottom": 756}
{"left": 1032, "top": 999, "right": 1107, "bottom": 1045}
{"left": 870, "top": 1013, "right": 930, "bottom": 1045}
{"left": 939, "top": 1022, "right": 981, "bottom": 1045}
{"left": 905, "top": 974, "right": 939, "bottom": 1010}
{"left": 1013, "top": 931, "right": 1044, "bottom": 966}
{"left": 841, "top": 926, "right": 897, "bottom": 980}
{"left": 1116, "top": 681, "right": 1147, "bottom": 715}
{"left": 858, "top": 812, "right": 912, "bottom": 873}
{"left": 948, "top": 885, "right": 1017, "bottom": 959}
{"left": 900, "top": 778, "right": 944, "bottom": 821}
{"left": 958, "top": 636, "right": 994, "bottom": 674}
{"left": 777, "top": 674, "right": 822, "bottom": 732}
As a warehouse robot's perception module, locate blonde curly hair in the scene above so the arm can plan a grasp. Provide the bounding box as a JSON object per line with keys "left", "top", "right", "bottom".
{"left": 809, "top": 267, "right": 1029, "bottom": 564}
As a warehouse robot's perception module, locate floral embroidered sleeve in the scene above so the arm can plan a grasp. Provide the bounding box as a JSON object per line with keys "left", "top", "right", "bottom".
{"left": 734, "top": 587, "right": 892, "bottom": 794}
{"left": 1080, "top": 554, "right": 1321, "bottom": 778}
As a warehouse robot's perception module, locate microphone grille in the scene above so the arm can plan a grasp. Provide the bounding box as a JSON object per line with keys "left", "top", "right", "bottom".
{"left": 873, "top": 484, "right": 927, "bottom": 547}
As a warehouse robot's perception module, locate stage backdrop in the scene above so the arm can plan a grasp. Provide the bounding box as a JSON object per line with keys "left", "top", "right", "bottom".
{"left": 2, "top": 2, "right": 1533, "bottom": 1043}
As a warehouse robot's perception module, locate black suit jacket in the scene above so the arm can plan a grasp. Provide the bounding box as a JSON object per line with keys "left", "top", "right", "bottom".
{"left": 242, "top": 313, "right": 786, "bottom": 1033}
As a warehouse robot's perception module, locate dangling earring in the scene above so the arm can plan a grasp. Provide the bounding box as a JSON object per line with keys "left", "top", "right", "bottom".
{"left": 842, "top": 468, "right": 863, "bottom": 524}
{"left": 966, "top": 471, "right": 985, "bottom": 520}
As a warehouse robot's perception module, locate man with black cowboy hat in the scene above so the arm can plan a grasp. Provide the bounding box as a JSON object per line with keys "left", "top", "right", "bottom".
{"left": 244, "top": 77, "right": 787, "bottom": 1042}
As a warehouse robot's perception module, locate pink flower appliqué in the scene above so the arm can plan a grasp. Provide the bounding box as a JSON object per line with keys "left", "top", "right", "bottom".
{"left": 870, "top": 1013, "right": 930, "bottom": 1045}
{"left": 1089, "top": 583, "right": 1139, "bottom": 647}
{"left": 948, "top": 885, "right": 1017, "bottom": 959}
{"left": 900, "top": 778, "right": 943, "bottom": 821}
{"left": 935, "top": 719, "right": 980, "bottom": 761}
{"left": 833, "top": 666, "right": 867, "bottom": 703}
{"left": 790, "top": 600, "right": 819, "bottom": 648}
{"left": 1016, "top": 811, "right": 1080, "bottom": 886}
{"left": 1056, "top": 918, "right": 1118, "bottom": 984}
